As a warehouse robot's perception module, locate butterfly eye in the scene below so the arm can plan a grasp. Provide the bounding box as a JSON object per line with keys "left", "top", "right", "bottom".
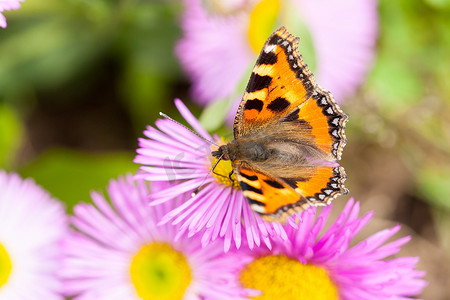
{"left": 212, "top": 146, "right": 231, "bottom": 161}
{"left": 211, "top": 149, "right": 221, "bottom": 158}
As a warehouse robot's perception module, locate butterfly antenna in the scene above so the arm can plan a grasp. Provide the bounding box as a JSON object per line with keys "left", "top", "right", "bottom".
{"left": 192, "top": 153, "right": 224, "bottom": 196}
{"left": 159, "top": 112, "right": 219, "bottom": 146}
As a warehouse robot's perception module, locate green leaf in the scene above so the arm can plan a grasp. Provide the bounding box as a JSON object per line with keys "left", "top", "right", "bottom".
{"left": 120, "top": 64, "right": 171, "bottom": 132}
{"left": 199, "top": 98, "right": 231, "bottom": 132}
{"left": 417, "top": 166, "right": 450, "bottom": 211}
{"left": 424, "top": 0, "right": 450, "bottom": 9}
{"left": 20, "top": 148, "right": 137, "bottom": 212}
{"left": 367, "top": 56, "right": 423, "bottom": 112}
{"left": 0, "top": 104, "right": 24, "bottom": 169}
{"left": 285, "top": 9, "right": 317, "bottom": 72}
{"left": 0, "top": 18, "right": 106, "bottom": 95}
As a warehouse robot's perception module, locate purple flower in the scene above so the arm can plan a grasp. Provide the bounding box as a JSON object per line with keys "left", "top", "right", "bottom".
{"left": 176, "top": 0, "right": 253, "bottom": 106}
{"left": 0, "top": 170, "right": 66, "bottom": 299}
{"left": 231, "top": 198, "right": 427, "bottom": 299}
{"left": 62, "top": 175, "right": 248, "bottom": 299}
{"left": 135, "top": 99, "right": 288, "bottom": 252}
{"left": 0, "top": 0, "right": 24, "bottom": 28}
{"left": 177, "top": 0, "right": 378, "bottom": 106}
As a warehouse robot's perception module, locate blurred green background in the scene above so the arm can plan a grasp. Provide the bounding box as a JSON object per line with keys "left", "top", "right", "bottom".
{"left": 1, "top": 0, "right": 450, "bottom": 298}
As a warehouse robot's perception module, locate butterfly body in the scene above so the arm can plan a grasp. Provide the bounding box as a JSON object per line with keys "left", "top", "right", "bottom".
{"left": 213, "top": 27, "right": 348, "bottom": 222}
{"left": 213, "top": 123, "right": 331, "bottom": 174}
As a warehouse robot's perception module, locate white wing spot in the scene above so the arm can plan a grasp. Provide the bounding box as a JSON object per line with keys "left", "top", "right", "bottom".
{"left": 326, "top": 107, "right": 333, "bottom": 115}
{"left": 323, "top": 189, "right": 332, "bottom": 195}
{"left": 332, "top": 118, "right": 339, "bottom": 126}
{"left": 321, "top": 97, "right": 327, "bottom": 105}
{"left": 293, "top": 63, "right": 297, "bottom": 68}
{"left": 287, "top": 45, "right": 292, "bottom": 52}
{"left": 332, "top": 129, "right": 339, "bottom": 137}
{"left": 318, "top": 194, "right": 326, "bottom": 200}
{"left": 251, "top": 204, "right": 265, "bottom": 213}
{"left": 264, "top": 44, "right": 277, "bottom": 53}
{"left": 331, "top": 183, "right": 338, "bottom": 188}
{"left": 282, "top": 41, "right": 289, "bottom": 47}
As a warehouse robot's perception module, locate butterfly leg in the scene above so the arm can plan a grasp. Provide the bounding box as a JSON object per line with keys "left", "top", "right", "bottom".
{"left": 192, "top": 169, "right": 227, "bottom": 196}
{"left": 193, "top": 169, "right": 235, "bottom": 197}
{"left": 212, "top": 170, "right": 228, "bottom": 179}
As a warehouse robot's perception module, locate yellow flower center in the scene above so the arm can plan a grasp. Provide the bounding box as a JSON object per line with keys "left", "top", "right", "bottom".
{"left": 247, "top": 0, "right": 317, "bottom": 72}
{"left": 130, "top": 243, "right": 192, "bottom": 300}
{"left": 240, "top": 255, "right": 340, "bottom": 300}
{"left": 0, "top": 242, "right": 12, "bottom": 289}
{"left": 211, "top": 155, "right": 241, "bottom": 190}
{"left": 248, "top": 0, "right": 281, "bottom": 53}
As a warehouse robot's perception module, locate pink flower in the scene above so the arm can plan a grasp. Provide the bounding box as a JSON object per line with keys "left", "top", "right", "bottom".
{"left": 62, "top": 175, "right": 248, "bottom": 299}
{"left": 135, "top": 99, "right": 288, "bottom": 252}
{"left": 0, "top": 170, "right": 66, "bottom": 299}
{"left": 0, "top": 0, "right": 24, "bottom": 28}
{"left": 230, "top": 198, "right": 427, "bottom": 299}
{"left": 177, "top": 0, "right": 378, "bottom": 107}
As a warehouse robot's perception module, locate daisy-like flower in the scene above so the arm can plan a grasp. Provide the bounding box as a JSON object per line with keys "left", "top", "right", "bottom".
{"left": 0, "top": 0, "right": 24, "bottom": 28}
{"left": 177, "top": 0, "right": 378, "bottom": 107}
{"left": 0, "top": 170, "right": 66, "bottom": 299}
{"left": 62, "top": 175, "right": 248, "bottom": 299}
{"left": 232, "top": 198, "right": 427, "bottom": 299}
{"left": 135, "top": 98, "right": 288, "bottom": 252}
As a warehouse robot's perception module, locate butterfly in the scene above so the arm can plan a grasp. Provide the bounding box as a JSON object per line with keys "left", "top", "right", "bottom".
{"left": 212, "top": 27, "right": 349, "bottom": 222}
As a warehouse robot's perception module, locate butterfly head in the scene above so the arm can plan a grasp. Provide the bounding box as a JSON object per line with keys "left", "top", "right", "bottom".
{"left": 211, "top": 145, "right": 231, "bottom": 161}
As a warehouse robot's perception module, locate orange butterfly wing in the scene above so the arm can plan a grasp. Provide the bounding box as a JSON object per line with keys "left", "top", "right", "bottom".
{"left": 236, "top": 163, "right": 347, "bottom": 223}
{"left": 234, "top": 26, "right": 315, "bottom": 138}
{"left": 231, "top": 27, "right": 348, "bottom": 221}
{"left": 234, "top": 26, "right": 347, "bottom": 160}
